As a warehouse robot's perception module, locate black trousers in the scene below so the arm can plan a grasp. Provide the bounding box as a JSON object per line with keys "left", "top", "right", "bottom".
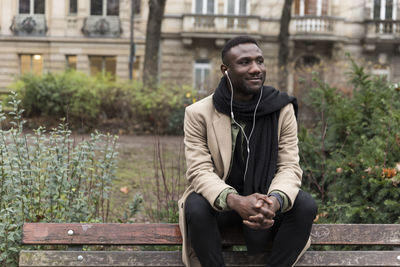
{"left": 185, "top": 190, "right": 317, "bottom": 267}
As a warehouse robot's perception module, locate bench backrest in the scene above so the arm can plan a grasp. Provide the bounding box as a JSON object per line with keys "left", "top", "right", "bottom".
{"left": 22, "top": 223, "right": 400, "bottom": 246}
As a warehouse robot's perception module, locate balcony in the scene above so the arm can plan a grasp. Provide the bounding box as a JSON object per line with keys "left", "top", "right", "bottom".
{"left": 365, "top": 20, "right": 400, "bottom": 41}
{"left": 290, "top": 15, "right": 343, "bottom": 41}
{"left": 10, "top": 14, "right": 47, "bottom": 36}
{"left": 182, "top": 14, "right": 260, "bottom": 38}
{"left": 81, "top": 16, "right": 122, "bottom": 38}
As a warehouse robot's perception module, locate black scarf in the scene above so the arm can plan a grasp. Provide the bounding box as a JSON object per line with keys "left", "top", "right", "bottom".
{"left": 213, "top": 76, "right": 298, "bottom": 195}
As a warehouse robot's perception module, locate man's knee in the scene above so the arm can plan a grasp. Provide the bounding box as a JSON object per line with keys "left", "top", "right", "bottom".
{"left": 292, "top": 190, "right": 317, "bottom": 220}
{"left": 185, "top": 192, "right": 215, "bottom": 222}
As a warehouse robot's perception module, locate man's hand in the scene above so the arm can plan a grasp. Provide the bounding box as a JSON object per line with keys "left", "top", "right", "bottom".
{"left": 226, "top": 193, "right": 280, "bottom": 230}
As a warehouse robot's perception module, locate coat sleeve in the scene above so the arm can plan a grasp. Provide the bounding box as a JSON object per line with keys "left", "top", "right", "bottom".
{"left": 183, "top": 106, "right": 233, "bottom": 210}
{"left": 268, "top": 104, "right": 302, "bottom": 211}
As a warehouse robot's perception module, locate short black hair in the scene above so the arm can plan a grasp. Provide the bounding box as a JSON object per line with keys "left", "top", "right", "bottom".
{"left": 221, "top": 35, "right": 260, "bottom": 65}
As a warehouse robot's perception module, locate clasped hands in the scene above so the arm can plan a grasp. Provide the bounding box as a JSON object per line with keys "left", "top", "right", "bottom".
{"left": 226, "top": 193, "right": 280, "bottom": 230}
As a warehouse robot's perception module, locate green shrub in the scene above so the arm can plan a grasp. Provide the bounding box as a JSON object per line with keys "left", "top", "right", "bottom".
{"left": 0, "top": 93, "right": 118, "bottom": 266}
{"left": 299, "top": 55, "right": 400, "bottom": 224}
{"left": 9, "top": 70, "right": 101, "bottom": 126}
{"left": 9, "top": 72, "right": 198, "bottom": 134}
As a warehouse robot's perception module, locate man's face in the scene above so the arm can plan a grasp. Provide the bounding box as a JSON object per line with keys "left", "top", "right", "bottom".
{"left": 223, "top": 43, "right": 266, "bottom": 101}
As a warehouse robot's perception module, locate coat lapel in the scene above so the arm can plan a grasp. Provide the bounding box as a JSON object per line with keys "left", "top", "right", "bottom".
{"left": 212, "top": 111, "right": 231, "bottom": 180}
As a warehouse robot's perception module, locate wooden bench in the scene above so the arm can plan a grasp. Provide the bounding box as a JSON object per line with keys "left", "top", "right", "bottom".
{"left": 19, "top": 223, "right": 400, "bottom": 266}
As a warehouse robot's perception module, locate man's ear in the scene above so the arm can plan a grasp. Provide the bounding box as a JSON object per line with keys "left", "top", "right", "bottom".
{"left": 220, "top": 64, "right": 228, "bottom": 75}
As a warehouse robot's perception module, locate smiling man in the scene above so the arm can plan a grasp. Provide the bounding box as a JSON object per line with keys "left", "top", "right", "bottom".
{"left": 178, "top": 36, "right": 317, "bottom": 267}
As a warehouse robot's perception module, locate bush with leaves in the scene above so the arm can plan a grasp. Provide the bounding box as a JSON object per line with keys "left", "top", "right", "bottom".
{"left": 9, "top": 71, "right": 100, "bottom": 126}
{"left": 9, "top": 71, "right": 197, "bottom": 134}
{"left": 0, "top": 93, "right": 119, "bottom": 266}
{"left": 299, "top": 56, "right": 400, "bottom": 224}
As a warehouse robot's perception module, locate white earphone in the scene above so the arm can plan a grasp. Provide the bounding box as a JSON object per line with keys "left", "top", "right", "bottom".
{"left": 224, "top": 69, "right": 263, "bottom": 182}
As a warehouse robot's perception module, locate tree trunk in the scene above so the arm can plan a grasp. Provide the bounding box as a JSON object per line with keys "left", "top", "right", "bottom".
{"left": 142, "top": 0, "right": 167, "bottom": 85}
{"left": 278, "top": 0, "right": 294, "bottom": 91}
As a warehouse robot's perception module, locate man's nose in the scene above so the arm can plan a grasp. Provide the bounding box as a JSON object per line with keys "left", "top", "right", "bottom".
{"left": 249, "top": 61, "right": 262, "bottom": 74}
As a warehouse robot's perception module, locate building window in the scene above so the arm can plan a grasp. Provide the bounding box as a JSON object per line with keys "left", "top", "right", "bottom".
{"left": 133, "top": 0, "right": 141, "bottom": 14}
{"left": 20, "top": 54, "right": 43, "bottom": 75}
{"left": 19, "top": 0, "right": 45, "bottom": 14}
{"left": 91, "top": 0, "right": 119, "bottom": 16}
{"left": 194, "top": 0, "right": 215, "bottom": 14}
{"left": 226, "top": 0, "right": 247, "bottom": 15}
{"left": 194, "top": 61, "right": 211, "bottom": 94}
{"left": 131, "top": 56, "right": 140, "bottom": 80}
{"left": 69, "top": 0, "right": 77, "bottom": 15}
{"left": 371, "top": 68, "right": 390, "bottom": 79}
{"left": 66, "top": 55, "right": 77, "bottom": 70}
{"left": 294, "top": 0, "right": 328, "bottom": 16}
{"left": 374, "top": 0, "right": 396, "bottom": 19}
{"left": 89, "top": 56, "right": 116, "bottom": 77}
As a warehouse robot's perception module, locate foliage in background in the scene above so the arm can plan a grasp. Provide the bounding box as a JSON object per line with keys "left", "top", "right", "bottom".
{"left": 9, "top": 71, "right": 100, "bottom": 126}
{"left": 9, "top": 70, "right": 197, "bottom": 134}
{"left": 299, "top": 55, "right": 400, "bottom": 224}
{"left": 0, "top": 93, "right": 118, "bottom": 266}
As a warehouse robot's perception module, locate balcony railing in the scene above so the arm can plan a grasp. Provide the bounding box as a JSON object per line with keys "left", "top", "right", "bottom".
{"left": 81, "top": 16, "right": 122, "bottom": 37}
{"left": 10, "top": 14, "right": 47, "bottom": 36}
{"left": 365, "top": 20, "right": 400, "bottom": 38}
{"left": 182, "top": 14, "right": 260, "bottom": 34}
{"left": 291, "top": 15, "right": 341, "bottom": 36}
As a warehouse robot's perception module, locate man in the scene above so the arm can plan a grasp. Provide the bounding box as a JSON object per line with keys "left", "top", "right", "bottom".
{"left": 178, "top": 36, "right": 317, "bottom": 267}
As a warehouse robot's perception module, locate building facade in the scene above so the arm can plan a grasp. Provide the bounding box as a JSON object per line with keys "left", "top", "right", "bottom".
{"left": 0, "top": 0, "right": 147, "bottom": 91}
{"left": 160, "top": 0, "right": 400, "bottom": 122}
{"left": 0, "top": 0, "right": 399, "bottom": 115}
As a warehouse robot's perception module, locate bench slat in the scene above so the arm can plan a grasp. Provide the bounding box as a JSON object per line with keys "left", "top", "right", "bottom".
{"left": 19, "top": 250, "right": 400, "bottom": 266}
{"left": 22, "top": 223, "right": 400, "bottom": 245}
{"left": 310, "top": 224, "right": 400, "bottom": 245}
{"left": 22, "top": 223, "right": 182, "bottom": 245}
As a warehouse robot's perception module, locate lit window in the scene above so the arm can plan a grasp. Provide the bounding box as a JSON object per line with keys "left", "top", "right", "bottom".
{"left": 66, "top": 55, "right": 77, "bottom": 70}
{"left": 131, "top": 56, "right": 140, "bottom": 80}
{"left": 294, "top": 0, "right": 328, "bottom": 16}
{"left": 20, "top": 54, "right": 43, "bottom": 75}
{"left": 374, "top": 0, "right": 394, "bottom": 19}
{"left": 19, "top": 0, "right": 45, "bottom": 14}
{"left": 194, "top": 61, "right": 211, "bottom": 95}
{"left": 89, "top": 56, "right": 116, "bottom": 77}
{"left": 194, "top": 0, "right": 215, "bottom": 14}
{"left": 90, "top": 0, "right": 119, "bottom": 16}
{"left": 69, "top": 0, "right": 77, "bottom": 15}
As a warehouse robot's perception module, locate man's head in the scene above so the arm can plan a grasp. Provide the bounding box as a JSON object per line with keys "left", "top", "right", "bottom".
{"left": 220, "top": 36, "right": 266, "bottom": 101}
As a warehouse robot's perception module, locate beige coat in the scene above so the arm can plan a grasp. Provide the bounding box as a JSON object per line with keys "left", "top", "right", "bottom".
{"left": 178, "top": 94, "right": 305, "bottom": 267}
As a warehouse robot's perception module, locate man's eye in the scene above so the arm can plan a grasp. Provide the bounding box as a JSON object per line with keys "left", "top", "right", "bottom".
{"left": 257, "top": 59, "right": 264, "bottom": 64}
{"left": 239, "top": 60, "right": 249, "bottom": 65}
